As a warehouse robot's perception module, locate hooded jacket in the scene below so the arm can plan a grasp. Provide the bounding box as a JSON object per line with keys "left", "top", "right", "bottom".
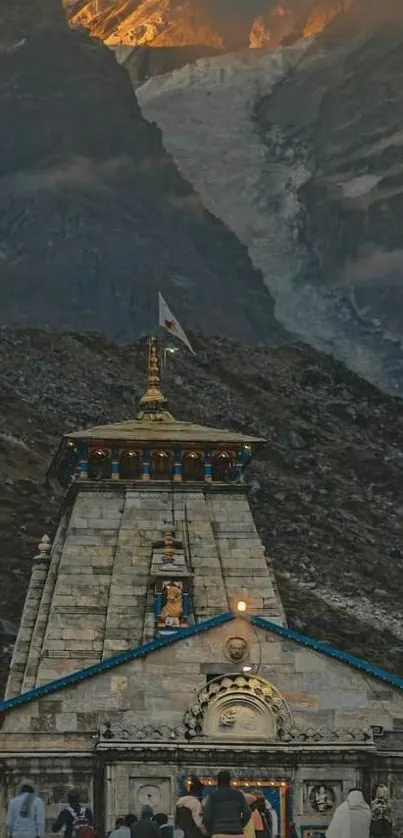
{"left": 326, "top": 790, "right": 371, "bottom": 838}
{"left": 203, "top": 788, "right": 251, "bottom": 836}
{"left": 6, "top": 792, "right": 45, "bottom": 838}
{"left": 175, "top": 795, "right": 206, "bottom": 838}
{"left": 131, "top": 810, "right": 160, "bottom": 838}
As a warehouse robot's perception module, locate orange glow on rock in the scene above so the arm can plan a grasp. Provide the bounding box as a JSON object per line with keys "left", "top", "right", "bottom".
{"left": 303, "top": 0, "right": 352, "bottom": 38}
{"left": 63, "top": 0, "right": 353, "bottom": 51}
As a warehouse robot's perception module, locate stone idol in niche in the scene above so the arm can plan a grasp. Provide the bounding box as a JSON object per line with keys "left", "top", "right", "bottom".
{"left": 225, "top": 636, "right": 249, "bottom": 663}
{"left": 309, "top": 784, "right": 335, "bottom": 813}
{"left": 159, "top": 581, "right": 184, "bottom": 627}
{"left": 370, "top": 784, "right": 393, "bottom": 838}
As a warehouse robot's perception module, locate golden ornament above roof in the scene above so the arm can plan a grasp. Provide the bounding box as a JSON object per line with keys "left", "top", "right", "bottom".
{"left": 48, "top": 336, "right": 265, "bottom": 487}
{"left": 137, "top": 336, "right": 174, "bottom": 423}
{"left": 64, "top": 336, "right": 265, "bottom": 446}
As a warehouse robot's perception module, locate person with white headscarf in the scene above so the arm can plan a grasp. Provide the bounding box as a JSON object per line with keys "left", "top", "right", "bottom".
{"left": 326, "top": 788, "right": 371, "bottom": 838}
{"left": 6, "top": 781, "right": 45, "bottom": 838}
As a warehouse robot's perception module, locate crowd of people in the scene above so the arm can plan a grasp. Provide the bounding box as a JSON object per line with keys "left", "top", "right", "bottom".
{"left": 4, "top": 773, "right": 393, "bottom": 838}
{"left": 111, "top": 773, "right": 282, "bottom": 838}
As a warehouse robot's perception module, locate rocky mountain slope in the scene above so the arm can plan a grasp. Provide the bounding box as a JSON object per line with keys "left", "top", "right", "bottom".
{"left": 0, "top": 0, "right": 282, "bottom": 344}
{"left": 2, "top": 327, "right": 403, "bottom": 691}
{"left": 257, "top": 0, "right": 403, "bottom": 389}
{"left": 65, "top": 0, "right": 351, "bottom": 80}
{"left": 135, "top": 1, "right": 403, "bottom": 396}
{"left": 65, "top": 0, "right": 349, "bottom": 51}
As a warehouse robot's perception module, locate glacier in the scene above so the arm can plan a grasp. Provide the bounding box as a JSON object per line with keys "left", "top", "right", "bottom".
{"left": 137, "top": 44, "right": 311, "bottom": 336}
{"left": 136, "top": 42, "right": 403, "bottom": 394}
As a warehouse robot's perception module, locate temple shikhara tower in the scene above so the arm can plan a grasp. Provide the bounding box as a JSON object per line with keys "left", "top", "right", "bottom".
{"left": 2, "top": 338, "right": 403, "bottom": 836}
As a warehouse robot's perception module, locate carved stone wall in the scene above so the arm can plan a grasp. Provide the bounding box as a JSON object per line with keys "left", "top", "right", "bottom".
{"left": 0, "top": 756, "right": 94, "bottom": 838}
{"left": 2, "top": 620, "right": 403, "bottom": 755}
{"left": 6, "top": 484, "right": 284, "bottom": 696}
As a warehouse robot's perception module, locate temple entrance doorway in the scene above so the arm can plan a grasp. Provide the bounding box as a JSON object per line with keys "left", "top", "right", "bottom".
{"left": 182, "top": 776, "right": 289, "bottom": 838}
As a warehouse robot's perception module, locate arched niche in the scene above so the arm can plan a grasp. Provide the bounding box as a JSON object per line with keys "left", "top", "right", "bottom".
{"left": 151, "top": 449, "right": 173, "bottom": 481}
{"left": 184, "top": 674, "right": 293, "bottom": 742}
{"left": 119, "top": 449, "right": 141, "bottom": 479}
{"left": 212, "top": 451, "right": 234, "bottom": 482}
{"left": 88, "top": 447, "right": 111, "bottom": 480}
{"left": 182, "top": 450, "right": 204, "bottom": 481}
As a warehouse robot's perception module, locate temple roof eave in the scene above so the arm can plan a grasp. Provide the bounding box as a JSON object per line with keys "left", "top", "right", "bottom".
{"left": 64, "top": 420, "right": 266, "bottom": 446}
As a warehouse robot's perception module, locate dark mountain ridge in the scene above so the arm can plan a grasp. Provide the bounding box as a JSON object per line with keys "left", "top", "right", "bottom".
{"left": 0, "top": 0, "right": 283, "bottom": 344}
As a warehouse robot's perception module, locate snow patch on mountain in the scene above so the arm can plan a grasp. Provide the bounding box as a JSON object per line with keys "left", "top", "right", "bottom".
{"left": 137, "top": 44, "right": 313, "bottom": 334}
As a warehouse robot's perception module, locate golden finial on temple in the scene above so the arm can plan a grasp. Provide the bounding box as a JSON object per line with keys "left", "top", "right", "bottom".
{"left": 138, "top": 337, "right": 174, "bottom": 422}
{"left": 163, "top": 529, "right": 175, "bottom": 560}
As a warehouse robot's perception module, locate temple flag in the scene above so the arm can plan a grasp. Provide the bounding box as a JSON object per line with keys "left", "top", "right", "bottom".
{"left": 158, "top": 292, "right": 196, "bottom": 355}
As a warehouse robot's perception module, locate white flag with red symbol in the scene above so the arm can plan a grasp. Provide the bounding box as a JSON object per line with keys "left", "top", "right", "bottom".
{"left": 158, "top": 292, "right": 196, "bottom": 355}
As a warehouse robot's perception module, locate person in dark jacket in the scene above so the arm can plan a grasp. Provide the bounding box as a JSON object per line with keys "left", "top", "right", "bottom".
{"left": 176, "top": 778, "right": 206, "bottom": 838}
{"left": 153, "top": 813, "right": 173, "bottom": 838}
{"left": 254, "top": 794, "right": 271, "bottom": 838}
{"left": 125, "top": 816, "right": 138, "bottom": 829}
{"left": 52, "top": 790, "right": 93, "bottom": 838}
{"left": 131, "top": 807, "right": 160, "bottom": 838}
{"left": 203, "top": 772, "right": 251, "bottom": 838}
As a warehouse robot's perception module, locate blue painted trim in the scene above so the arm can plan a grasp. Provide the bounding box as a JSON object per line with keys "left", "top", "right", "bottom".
{"left": 0, "top": 612, "right": 234, "bottom": 712}
{"left": 4, "top": 611, "right": 403, "bottom": 713}
{"left": 173, "top": 447, "right": 182, "bottom": 477}
{"left": 249, "top": 615, "right": 403, "bottom": 690}
{"left": 77, "top": 441, "right": 88, "bottom": 476}
{"left": 154, "top": 593, "right": 163, "bottom": 619}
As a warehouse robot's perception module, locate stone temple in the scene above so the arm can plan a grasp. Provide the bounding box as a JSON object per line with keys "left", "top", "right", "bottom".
{"left": 2, "top": 338, "right": 403, "bottom": 837}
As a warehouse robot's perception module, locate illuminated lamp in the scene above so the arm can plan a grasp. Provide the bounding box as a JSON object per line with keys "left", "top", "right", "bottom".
{"left": 236, "top": 600, "right": 247, "bottom": 613}
{"left": 242, "top": 665, "right": 252, "bottom": 673}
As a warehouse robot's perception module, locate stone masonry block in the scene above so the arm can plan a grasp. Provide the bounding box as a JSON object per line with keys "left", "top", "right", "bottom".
{"left": 61, "top": 628, "right": 97, "bottom": 641}
{"left": 55, "top": 713, "right": 78, "bottom": 732}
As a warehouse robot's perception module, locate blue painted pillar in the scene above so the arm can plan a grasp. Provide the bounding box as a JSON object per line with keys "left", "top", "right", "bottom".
{"left": 111, "top": 447, "right": 120, "bottom": 480}
{"left": 173, "top": 447, "right": 182, "bottom": 482}
{"left": 155, "top": 592, "right": 163, "bottom": 622}
{"left": 142, "top": 447, "right": 151, "bottom": 481}
{"left": 78, "top": 441, "right": 88, "bottom": 480}
{"left": 235, "top": 449, "right": 244, "bottom": 481}
{"left": 204, "top": 449, "right": 212, "bottom": 483}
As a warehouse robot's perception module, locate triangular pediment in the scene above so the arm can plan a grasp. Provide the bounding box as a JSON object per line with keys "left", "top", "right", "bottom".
{"left": 2, "top": 613, "right": 403, "bottom": 715}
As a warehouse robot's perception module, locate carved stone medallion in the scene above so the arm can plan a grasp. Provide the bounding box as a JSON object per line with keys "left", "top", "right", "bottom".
{"left": 225, "top": 636, "right": 249, "bottom": 663}
{"left": 184, "top": 673, "right": 293, "bottom": 740}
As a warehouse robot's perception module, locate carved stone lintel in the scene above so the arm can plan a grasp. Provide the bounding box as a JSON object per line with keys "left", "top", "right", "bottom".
{"left": 99, "top": 720, "right": 187, "bottom": 742}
